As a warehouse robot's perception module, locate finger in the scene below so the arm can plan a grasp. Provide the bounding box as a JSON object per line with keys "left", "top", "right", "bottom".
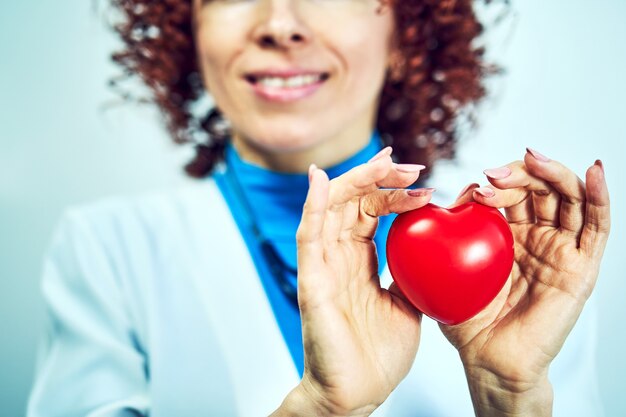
{"left": 324, "top": 152, "right": 394, "bottom": 240}
{"left": 376, "top": 163, "right": 426, "bottom": 189}
{"left": 483, "top": 160, "right": 559, "bottom": 227}
{"left": 363, "top": 188, "right": 436, "bottom": 217}
{"left": 389, "top": 282, "right": 423, "bottom": 318}
{"left": 580, "top": 160, "right": 611, "bottom": 257}
{"left": 296, "top": 165, "right": 330, "bottom": 277}
{"left": 344, "top": 163, "right": 427, "bottom": 239}
{"left": 448, "top": 182, "right": 479, "bottom": 209}
{"left": 472, "top": 185, "right": 535, "bottom": 225}
{"left": 353, "top": 188, "right": 434, "bottom": 239}
{"left": 327, "top": 149, "right": 394, "bottom": 208}
{"left": 388, "top": 282, "right": 406, "bottom": 300}
{"left": 523, "top": 149, "right": 587, "bottom": 235}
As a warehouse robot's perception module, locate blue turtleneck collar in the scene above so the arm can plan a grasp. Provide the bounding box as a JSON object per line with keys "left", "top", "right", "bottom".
{"left": 223, "top": 132, "right": 389, "bottom": 244}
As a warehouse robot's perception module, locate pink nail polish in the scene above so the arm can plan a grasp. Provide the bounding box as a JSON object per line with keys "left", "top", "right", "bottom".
{"left": 368, "top": 146, "right": 393, "bottom": 163}
{"left": 308, "top": 164, "right": 317, "bottom": 182}
{"left": 456, "top": 183, "right": 479, "bottom": 199}
{"left": 526, "top": 147, "right": 551, "bottom": 162}
{"left": 483, "top": 167, "right": 511, "bottom": 180}
{"left": 474, "top": 187, "right": 495, "bottom": 198}
{"left": 595, "top": 159, "right": 604, "bottom": 173}
{"left": 407, "top": 187, "right": 436, "bottom": 197}
{"left": 395, "top": 163, "right": 426, "bottom": 173}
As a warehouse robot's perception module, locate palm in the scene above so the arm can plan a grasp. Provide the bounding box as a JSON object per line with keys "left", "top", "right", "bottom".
{"left": 442, "top": 225, "right": 595, "bottom": 384}
{"left": 299, "top": 200, "right": 422, "bottom": 410}
{"left": 440, "top": 154, "right": 610, "bottom": 388}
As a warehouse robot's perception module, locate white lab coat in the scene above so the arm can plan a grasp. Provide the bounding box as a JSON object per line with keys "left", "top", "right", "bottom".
{"left": 27, "top": 162, "right": 604, "bottom": 417}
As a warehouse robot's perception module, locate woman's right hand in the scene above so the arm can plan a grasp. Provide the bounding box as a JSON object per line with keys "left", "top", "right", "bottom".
{"left": 271, "top": 148, "right": 433, "bottom": 417}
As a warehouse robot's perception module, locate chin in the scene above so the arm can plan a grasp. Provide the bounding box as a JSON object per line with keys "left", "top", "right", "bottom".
{"left": 242, "top": 122, "right": 329, "bottom": 153}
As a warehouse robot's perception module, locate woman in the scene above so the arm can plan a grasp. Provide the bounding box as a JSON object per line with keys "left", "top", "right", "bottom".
{"left": 28, "top": 0, "right": 611, "bottom": 416}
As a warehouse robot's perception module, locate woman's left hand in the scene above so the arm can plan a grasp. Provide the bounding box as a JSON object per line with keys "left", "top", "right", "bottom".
{"left": 440, "top": 149, "right": 610, "bottom": 417}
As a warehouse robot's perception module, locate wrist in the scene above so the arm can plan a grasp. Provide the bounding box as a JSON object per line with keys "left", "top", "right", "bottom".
{"left": 270, "top": 383, "right": 327, "bottom": 417}
{"left": 464, "top": 366, "right": 553, "bottom": 417}
{"left": 271, "top": 380, "right": 375, "bottom": 417}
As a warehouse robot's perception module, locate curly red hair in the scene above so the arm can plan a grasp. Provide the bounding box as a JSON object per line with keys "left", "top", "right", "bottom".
{"left": 109, "top": 0, "right": 499, "bottom": 178}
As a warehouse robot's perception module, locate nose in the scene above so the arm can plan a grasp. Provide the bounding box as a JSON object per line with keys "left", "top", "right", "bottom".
{"left": 251, "top": 0, "right": 311, "bottom": 50}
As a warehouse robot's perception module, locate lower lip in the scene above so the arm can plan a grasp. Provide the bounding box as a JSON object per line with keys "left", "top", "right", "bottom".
{"left": 249, "top": 79, "right": 326, "bottom": 103}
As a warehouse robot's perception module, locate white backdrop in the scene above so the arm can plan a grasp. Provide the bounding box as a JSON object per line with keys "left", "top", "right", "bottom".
{"left": 1, "top": 1, "right": 624, "bottom": 416}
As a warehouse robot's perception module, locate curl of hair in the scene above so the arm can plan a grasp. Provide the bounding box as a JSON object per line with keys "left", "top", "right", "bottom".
{"left": 109, "top": 0, "right": 502, "bottom": 178}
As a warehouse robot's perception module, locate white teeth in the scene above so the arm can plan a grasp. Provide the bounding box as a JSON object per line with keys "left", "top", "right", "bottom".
{"left": 257, "top": 74, "right": 322, "bottom": 88}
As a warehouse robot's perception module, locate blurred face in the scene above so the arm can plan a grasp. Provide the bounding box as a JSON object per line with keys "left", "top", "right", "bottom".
{"left": 193, "top": 0, "right": 396, "bottom": 170}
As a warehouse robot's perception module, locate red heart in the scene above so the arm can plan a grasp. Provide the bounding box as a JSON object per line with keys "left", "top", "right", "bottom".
{"left": 386, "top": 202, "right": 514, "bottom": 325}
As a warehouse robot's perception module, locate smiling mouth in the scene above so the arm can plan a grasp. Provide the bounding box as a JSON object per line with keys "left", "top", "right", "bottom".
{"left": 245, "top": 73, "right": 330, "bottom": 89}
{"left": 244, "top": 72, "right": 331, "bottom": 102}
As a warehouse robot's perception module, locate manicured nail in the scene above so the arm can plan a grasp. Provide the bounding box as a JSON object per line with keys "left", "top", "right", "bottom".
{"left": 407, "top": 187, "right": 436, "bottom": 197}
{"left": 526, "top": 147, "right": 550, "bottom": 162}
{"left": 595, "top": 159, "right": 604, "bottom": 173}
{"left": 368, "top": 146, "right": 393, "bottom": 163}
{"left": 308, "top": 163, "right": 317, "bottom": 183}
{"left": 394, "top": 163, "right": 426, "bottom": 173}
{"left": 483, "top": 166, "right": 512, "bottom": 180}
{"left": 474, "top": 186, "right": 495, "bottom": 198}
{"left": 456, "top": 182, "right": 479, "bottom": 199}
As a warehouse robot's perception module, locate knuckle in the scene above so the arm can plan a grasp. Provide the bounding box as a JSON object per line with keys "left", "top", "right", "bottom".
{"left": 532, "top": 188, "right": 551, "bottom": 197}
{"left": 383, "top": 190, "right": 398, "bottom": 206}
{"left": 359, "top": 198, "right": 374, "bottom": 218}
{"left": 511, "top": 160, "right": 525, "bottom": 170}
{"left": 295, "top": 226, "right": 307, "bottom": 243}
{"left": 296, "top": 229, "right": 314, "bottom": 246}
{"left": 327, "top": 200, "right": 343, "bottom": 213}
{"left": 360, "top": 197, "right": 377, "bottom": 218}
{"left": 565, "top": 194, "right": 584, "bottom": 205}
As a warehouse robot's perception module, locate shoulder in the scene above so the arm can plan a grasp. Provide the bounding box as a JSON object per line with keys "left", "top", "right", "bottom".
{"left": 59, "top": 178, "right": 222, "bottom": 240}
{"left": 44, "top": 177, "right": 232, "bottom": 298}
{"left": 47, "top": 178, "right": 231, "bottom": 274}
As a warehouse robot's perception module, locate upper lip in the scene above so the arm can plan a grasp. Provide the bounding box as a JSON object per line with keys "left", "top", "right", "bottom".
{"left": 244, "top": 68, "right": 330, "bottom": 82}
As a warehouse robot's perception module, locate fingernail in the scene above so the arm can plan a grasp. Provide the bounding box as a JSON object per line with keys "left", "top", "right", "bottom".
{"left": 407, "top": 187, "right": 436, "bottom": 197}
{"left": 526, "top": 147, "right": 551, "bottom": 162}
{"left": 474, "top": 186, "right": 495, "bottom": 198}
{"left": 308, "top": 163, "right": 317, "bottom": 183}
{"left": 368, "top": 146, "right": 393, "bottom": 163}
{"left": 595, "top": 159, "right": 604, "bottom": 173}
{"left": 483, "top": 166, "right": 511, "bottom": 180}
{"left": 456, "top": 182, "right": 479, "bottom": 199}
{"left": 394, "top": 163, "right": 426, "bottom": 173}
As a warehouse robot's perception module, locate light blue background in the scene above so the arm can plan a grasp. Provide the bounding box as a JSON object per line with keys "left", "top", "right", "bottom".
{"left": 1, "top": 1, "right": 624, "bottom": 416}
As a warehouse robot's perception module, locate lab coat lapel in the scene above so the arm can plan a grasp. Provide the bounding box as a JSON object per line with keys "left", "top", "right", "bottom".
{"left": 182, "top": 179, "right": 300, "bottom": 416}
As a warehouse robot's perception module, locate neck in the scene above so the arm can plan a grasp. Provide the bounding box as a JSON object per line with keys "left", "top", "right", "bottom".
{"left": 230, "top": 123, "right": 375, "bottom": 173}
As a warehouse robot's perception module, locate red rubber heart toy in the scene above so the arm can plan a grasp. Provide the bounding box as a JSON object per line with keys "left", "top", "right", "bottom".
{"left": 386, "top": 202, "right": 514, "bottom": 325}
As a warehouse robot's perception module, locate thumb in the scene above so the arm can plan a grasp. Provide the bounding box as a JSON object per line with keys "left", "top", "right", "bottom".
{"left": 448, "top": 182, "right": 480, "bottom": 209}
{"left": 389, "top": 282, "right": 423, "bottom": 320}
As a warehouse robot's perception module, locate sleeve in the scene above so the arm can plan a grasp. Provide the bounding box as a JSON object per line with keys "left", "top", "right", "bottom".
{"left": 27, "top": 209, "right": 150, "bottom": 417}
